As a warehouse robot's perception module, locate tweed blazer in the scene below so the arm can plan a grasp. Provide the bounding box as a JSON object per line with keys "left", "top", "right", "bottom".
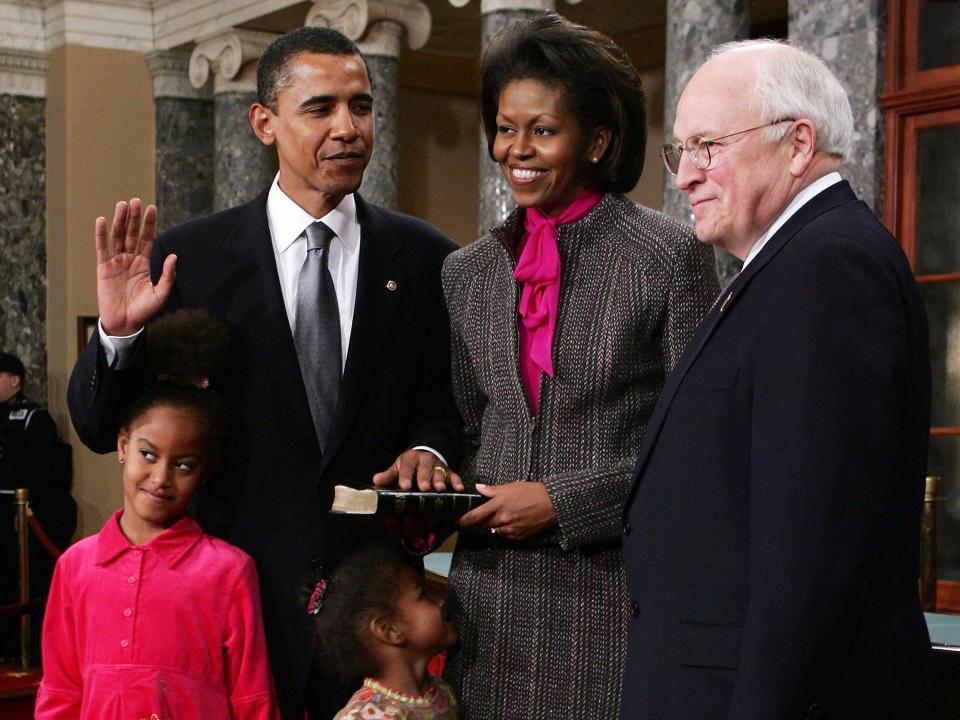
{"left": 441, "top": 193, "right": 718, "bottom": 719}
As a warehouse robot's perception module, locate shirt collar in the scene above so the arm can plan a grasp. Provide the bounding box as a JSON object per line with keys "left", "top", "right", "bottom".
{"left": 741, "top": 171, "right": 843, "bottom": 269}
{"left": 266, "top": 173, "right": 360, "bottom": 256}
{"left": 95, "top": 508, "right": 205, "bottom": 569}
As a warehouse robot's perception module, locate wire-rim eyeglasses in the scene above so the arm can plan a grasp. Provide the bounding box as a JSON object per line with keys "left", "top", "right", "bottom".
{"left": 661, "top": 118, "right": 796, "bottom": 175}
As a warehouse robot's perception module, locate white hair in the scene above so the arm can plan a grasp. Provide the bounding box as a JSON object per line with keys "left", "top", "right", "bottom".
{"left": 707, "top": 39, "right": 854, "bottom": 160}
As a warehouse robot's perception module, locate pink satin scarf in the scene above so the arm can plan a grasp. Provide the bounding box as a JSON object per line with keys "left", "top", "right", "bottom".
{"left": 515, "top": 189, "right": 602, "bottom": 414}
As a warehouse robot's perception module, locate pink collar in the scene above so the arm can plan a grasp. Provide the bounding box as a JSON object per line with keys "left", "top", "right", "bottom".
{"left": 515, "top": 189, "right": 602, "bottom": 413}
{"left": 96, "top": 508, "right": 203, "bottom": 568}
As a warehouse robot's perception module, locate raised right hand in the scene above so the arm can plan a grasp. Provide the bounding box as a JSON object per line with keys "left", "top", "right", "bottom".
{"left": 96, "top": 198, "right": 177, "bottom": 336}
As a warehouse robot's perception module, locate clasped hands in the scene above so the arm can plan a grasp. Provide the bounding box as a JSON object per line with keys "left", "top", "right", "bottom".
{"left": 373, "top": 450, "right": 558, "bottom": 541}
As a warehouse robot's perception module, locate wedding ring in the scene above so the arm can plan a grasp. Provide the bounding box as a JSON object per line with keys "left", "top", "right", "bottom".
{"left": 433, "top": 464, "right": 449, "bottom": 481}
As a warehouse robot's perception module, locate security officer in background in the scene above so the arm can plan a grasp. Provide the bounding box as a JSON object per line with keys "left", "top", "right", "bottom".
{"left": 0, "top": 352, "right": 75, "bottom": 662}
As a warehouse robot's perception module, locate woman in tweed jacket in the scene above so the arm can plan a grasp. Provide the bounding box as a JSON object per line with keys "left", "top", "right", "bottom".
{"left": 437, "top": 14, "right": 718, "bottom": 719}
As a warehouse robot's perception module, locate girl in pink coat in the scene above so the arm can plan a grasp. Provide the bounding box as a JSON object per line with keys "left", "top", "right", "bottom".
{"left": 36, "top": 310, "right": 279, "bottom": 720}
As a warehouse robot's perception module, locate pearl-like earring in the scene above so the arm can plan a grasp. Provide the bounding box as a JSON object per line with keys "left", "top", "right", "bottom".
{"left": 119, "top": 456, "right": 125, "bottom": 463}
{"left": 591, "top": 157, "right": 599, "bottom": 164}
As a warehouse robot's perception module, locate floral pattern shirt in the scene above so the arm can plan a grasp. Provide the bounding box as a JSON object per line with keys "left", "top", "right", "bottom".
{"left": 334, "top": 676, "right": 457, "bottom": 719}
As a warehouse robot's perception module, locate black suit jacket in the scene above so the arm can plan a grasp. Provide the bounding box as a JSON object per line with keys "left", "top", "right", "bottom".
{"left": 68, "top": 189, "right": 461, "bottom": 716}
{"left": 621, "top": 181, "right": 933, "bottom": 720}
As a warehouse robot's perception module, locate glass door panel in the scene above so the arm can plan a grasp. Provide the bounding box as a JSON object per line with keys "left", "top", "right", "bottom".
{"left": 920, "top": 281, "right": 960, "bottom": 427}
{"left": 919, "top": 1, "right": 960, "bottom": 70}
{"left": 915, "top": 122, "right": 960, "bottom": 275}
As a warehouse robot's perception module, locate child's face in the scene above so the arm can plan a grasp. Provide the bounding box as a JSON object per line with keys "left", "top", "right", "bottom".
{"left": 117, "top": 405, "right": 210, "bottom": 545}
{"left": 393, "top": 568, "right": 458, "bottom": 658}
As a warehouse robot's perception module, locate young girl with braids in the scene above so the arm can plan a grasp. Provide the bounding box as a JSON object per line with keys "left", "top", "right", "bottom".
{"left": 307, "top": 540, "right": 459, "bottom": 719}
{"left": 36, "top": 310, "right": 279, "bottom": 720}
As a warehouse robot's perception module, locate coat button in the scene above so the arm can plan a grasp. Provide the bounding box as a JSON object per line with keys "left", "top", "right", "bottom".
{"left": 623, "top": 522, "right": 632, "bottom": 537}
{"left": 631, "top": 601, "right": 640, "bottom": 617}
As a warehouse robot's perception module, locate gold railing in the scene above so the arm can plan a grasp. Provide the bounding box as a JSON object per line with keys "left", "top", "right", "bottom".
{"left": 920, "top": 475, "right": 940, "bottom": 612}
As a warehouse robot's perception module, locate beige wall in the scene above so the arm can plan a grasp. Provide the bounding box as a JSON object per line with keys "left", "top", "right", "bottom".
{"left": 46, "top": 45, "right": 156, "bottom": 539}
{"left": 398, "top": 86, "right": 480, "bottom": 245}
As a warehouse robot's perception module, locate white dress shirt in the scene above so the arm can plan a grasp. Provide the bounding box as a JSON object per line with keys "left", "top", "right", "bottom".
{"left": 741, "top": 171, "right": 843, "bottom": 270}
{"left": 266, "top": 175, "right": 359, "bottom": 371}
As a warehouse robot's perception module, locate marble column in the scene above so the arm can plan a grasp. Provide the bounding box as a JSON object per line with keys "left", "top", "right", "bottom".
{"left": 0, "top": 50, "right": 47, "bottom": 400}
{"left": 789, "top": 0, "right": 884, "bottom": 212}
{"left": 146, "top": 50, "right": 214, "bottom": 232}
{"left": 663, "top": 0, "right": 748, "bottom": 286}
{"left": 190, "top": 30, "right": 278, "bottom": 211}
{"left": 307, "top": 0, "right": 432, "bottom": 210}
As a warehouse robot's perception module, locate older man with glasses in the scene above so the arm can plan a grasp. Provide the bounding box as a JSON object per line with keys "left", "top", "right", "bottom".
{"left": 619, "top": 39, "right": 933, "bottom": 720}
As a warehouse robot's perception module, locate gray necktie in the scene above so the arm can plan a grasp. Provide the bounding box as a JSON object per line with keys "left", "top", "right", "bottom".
{"left": 294, "top": 221, "right": 342, "bottom": 452}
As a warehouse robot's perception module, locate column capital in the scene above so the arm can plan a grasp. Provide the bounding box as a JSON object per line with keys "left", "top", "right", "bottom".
{"left": 448, "top": 0, "right": 581, "bottom": 12}
{"left": 147, "top": 49, "right": 211, "bottom": 100}
{"left": 189, "top": 29, "right": 278, "bottom": 94}
{"left": 0, "top": 49, "right": 47, "bottom": 98}
{"left": 306, "top": 0, "right": 431, "bottom": 58}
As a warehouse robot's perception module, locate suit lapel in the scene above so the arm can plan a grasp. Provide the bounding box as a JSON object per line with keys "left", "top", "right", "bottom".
{"left": 320, "top": 195, "right": 406, "bottom": 473}
{"left": 626, "top": 181, "right": 859, "bottom": 506}
{"left": 210, "top": 190, "right": 319, "bottom": 450}
{"left": 488, "top": 212, "right": 534, "bottom": 425}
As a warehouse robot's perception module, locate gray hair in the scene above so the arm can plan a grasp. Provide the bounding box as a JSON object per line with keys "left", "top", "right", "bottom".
{"left": 708, "top": 39, "right": 853, "bottom": 160}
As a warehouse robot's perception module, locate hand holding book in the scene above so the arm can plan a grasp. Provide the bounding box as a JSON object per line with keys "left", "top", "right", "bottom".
{"left": 457, "top": 482, "right": 558, "bottom": 541}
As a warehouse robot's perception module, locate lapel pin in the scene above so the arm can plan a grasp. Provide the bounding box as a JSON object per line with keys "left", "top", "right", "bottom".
{"left": 386, "top": 280, "right": 398, "bottom": 291}
{"left": 720, "top": 292, "right": 733, "bottom": 312}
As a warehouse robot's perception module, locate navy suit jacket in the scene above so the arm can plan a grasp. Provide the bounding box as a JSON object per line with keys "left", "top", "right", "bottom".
{"left": 621, "top": 181, "right": 933, "bottom": 720}
{"left": 68, "top": 189, "right": 461, "bottom": 716}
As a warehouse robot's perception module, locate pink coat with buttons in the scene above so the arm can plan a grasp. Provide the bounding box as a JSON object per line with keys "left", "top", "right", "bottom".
{"left": 35, "top": 509, "right": 280, "bottom": 720}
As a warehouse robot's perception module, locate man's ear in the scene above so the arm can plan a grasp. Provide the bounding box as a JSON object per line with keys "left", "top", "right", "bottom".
{"left": 369, "top": 615, "right": 405, "bottom": 647}
{"left": 249, "top": 103, "right": 277, "bottom": 147}
{"left": 787, "top": 119, "right": 817, "bottom": 177}
{"left": 11, "top": 375, "right": 21, "bottom": 393}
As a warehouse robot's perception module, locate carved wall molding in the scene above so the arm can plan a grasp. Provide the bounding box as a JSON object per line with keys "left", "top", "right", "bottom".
{"left": 146, "top": 49, "right": 212, "bottom": 99}
{"left": 0, "top": 48, "right": 47, "bottom": 97}
{"left": 189, "top": 28, "right": 278, "bottom": 94}
{"left": 306, "top": 0, "right": 431, "bottom": 58}
{"left": 448, "top": 0, "right": 581, "bottom": 12}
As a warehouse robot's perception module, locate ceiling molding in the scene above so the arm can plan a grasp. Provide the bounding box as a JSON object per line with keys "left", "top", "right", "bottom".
{"left": 154, "top": 0, "right": 303, "bottom": 49}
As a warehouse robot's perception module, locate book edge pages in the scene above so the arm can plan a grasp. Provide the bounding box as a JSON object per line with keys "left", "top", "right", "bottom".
{"left": 330, "top": 485, "right": 378, "bottom": 514}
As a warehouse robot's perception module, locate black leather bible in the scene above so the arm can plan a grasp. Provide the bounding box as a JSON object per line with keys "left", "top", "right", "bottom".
{"left": 330, "top": 485, "right": 487, "bottom": 519}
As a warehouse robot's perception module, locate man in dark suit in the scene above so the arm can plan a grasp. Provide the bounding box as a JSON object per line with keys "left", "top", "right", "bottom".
{"left": 621, "top": 40, "right": 933, "bottom": 719}
{"left": 68, "top": 27, "right": 461, "bottom": 719}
